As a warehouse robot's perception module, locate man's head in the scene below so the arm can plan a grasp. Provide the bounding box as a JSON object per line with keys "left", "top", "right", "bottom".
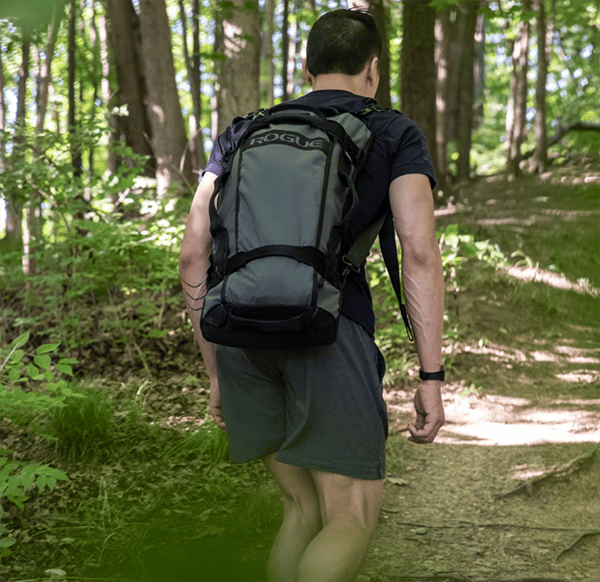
{"left": 303, "top": 9, "right": 382, "bottom": 98}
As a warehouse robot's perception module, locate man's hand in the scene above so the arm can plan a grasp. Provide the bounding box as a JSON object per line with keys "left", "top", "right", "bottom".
{"left": 209, "top": 376, "right": 226, "bottom": 432}
{"left": 408, "top": 381, "right": 444, "bottom": 443}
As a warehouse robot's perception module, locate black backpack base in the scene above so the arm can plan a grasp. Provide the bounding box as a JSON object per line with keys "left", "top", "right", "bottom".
{"left": 201, "top": 304, "right": 338, "bottom": 349}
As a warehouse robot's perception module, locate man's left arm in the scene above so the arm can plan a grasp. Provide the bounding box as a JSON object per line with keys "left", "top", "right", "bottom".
{"left": 179, "top": 171, "right": 226, "bottom": 431}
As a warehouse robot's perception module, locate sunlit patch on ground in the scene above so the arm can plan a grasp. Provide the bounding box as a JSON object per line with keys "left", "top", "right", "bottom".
{"left": 502, "top": 265, "right": 600, "bottom": 295}
{"left": 556, "top": 371, "right": 600, "bottom": 383}
{"left": 385, "top": 383, "right": 600, "bottom": 446}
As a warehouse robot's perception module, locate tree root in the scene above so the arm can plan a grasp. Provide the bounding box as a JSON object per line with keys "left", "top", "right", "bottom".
{"left": 495, "top": 448, "right": 598, "bottom": 499}
{"left": 555, "top": 529, "right": 600, "bottom": 561}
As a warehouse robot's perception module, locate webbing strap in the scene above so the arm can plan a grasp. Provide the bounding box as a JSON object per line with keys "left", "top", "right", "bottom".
{"left": 379, "top": 214, "right": 415, "bottom": 341}
{"left": 223, "top": 245, "right": 338, "bottom": 285}
{"left": 343, "top": 212, "right": 414, "bottom": 341}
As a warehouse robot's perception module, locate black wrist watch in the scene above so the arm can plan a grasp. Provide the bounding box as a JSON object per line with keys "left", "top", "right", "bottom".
{"left": 419, "top": 367, "right": 445, "bottom": 381}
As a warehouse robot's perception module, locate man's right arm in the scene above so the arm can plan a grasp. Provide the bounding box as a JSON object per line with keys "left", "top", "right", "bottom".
{"left": 389, "top": 173, "right": 445, "bottom": 443}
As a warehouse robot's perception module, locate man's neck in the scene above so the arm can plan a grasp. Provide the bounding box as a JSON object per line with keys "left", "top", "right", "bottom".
{"left": 311, "top": 74, "right": 364, "bottom": 96}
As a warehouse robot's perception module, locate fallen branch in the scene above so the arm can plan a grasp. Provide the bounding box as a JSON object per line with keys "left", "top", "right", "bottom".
{"left": 377, "top": 516, "right": 595, "bottom": 533}
{"left": 522, "top": 120, "right": 600, "bottom": 159}
{"left": 555, "top": 529, "right": 600, "bottom": 561}
{"left": 495, "top": 448, "right": 598, "bottom": 499}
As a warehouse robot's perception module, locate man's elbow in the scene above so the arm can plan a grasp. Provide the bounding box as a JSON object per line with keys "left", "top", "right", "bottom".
{"left": 179, "top": 253, "right": 193, "bottom": 275}
{"left": 403, "top": 244, "right": 442, "bottom": 271}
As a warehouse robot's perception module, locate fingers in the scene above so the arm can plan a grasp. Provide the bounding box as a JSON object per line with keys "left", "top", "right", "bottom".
{"left": 210, "top": 407, "right": 227, "bottom": 432}
{"left": 408, "top": 382, "right": 444, "bottom": 444}
{"left": 408, "top": 419, "right": 443, "bottom": 444}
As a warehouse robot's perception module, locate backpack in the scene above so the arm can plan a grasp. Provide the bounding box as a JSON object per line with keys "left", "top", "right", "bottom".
{"left": 200, "top": 102, "right": 413, "bottom": 348}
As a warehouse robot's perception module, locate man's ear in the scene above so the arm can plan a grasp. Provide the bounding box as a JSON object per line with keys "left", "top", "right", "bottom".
{"left": 367, "top": 56, "right": 379, "bottom": 84}
{"left": 302, "top": 57, "right": 313, "bottom": 86}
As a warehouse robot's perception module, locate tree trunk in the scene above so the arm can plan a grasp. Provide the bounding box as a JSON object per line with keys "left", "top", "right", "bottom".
{"left": 265, "top": 0, "right": 275, "bottom": 107}
{"left": 506, "top": 0, "right": 531, "bottom": 177}
{"left": 2, "top": 41, "right": 29, "bottom": 256}
{"left": 89, "top": 2, "right": 100, "bottom": 173}
{"left": 178, "top": 0, "right": 205, "bottom": 177}
{"left": 400, "top": 0, "right": 438, "bottom": 187}
{"left": 138, "top": 0, "right": 194, "bottom": 197}
{"left": 455, "top": 1, "right": 479, "bottom": 183}
{"left": 530, "top": 0, "right": 548, "bottom": 173}
{"left": 104, "top": 0, "right": 154, "bottom": 176}
{"left": 281, "top": 0, "right": 290, "bottom": 102}
{"left": 435, "top": 8, "right": 452, "bottom": 191}
{"left": 192, "top": 0, "right": 206, "bottom": 170}
{"left": 0, "top": 37, "right": 6, "bottom": 173}
{"left": 98, "top": 9, "right": 119, "bottom": 175}
{"left": 473, "top": 10, "right": 485, "bottom": 129}
{"left": 68, "top": 0, "right": 82, "bottom": 178}
{"left": 349, "top": 0, "right": 391, "bottom": 108}
{"left": 216, "top": 0, "right": 261, "bottom": 133}
{"left": 286, "top": 0, "right": 299, "bottom": 100}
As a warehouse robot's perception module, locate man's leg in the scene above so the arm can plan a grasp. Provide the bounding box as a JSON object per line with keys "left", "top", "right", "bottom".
{"left": 297, "top": 469, "right": 384, "bottom": 582}
{"left": 262, "top": 453, "right": 322, "bottom": 582}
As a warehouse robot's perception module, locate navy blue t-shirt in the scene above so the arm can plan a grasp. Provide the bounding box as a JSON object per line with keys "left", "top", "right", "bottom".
{"left": 205, "top": 90, "right": 436, "bottom": 337}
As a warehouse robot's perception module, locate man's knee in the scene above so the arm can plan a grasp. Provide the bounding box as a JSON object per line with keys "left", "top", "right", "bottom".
{"left": 310, "top": 470, "right": 384, "bottom": 530}
{"left": 263, "top": 454, "right": 321, "bottom": 517}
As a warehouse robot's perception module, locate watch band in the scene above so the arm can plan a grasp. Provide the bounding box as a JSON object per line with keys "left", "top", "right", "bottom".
{"left": 419, "top": 367, "right": 445, "bottom": 381}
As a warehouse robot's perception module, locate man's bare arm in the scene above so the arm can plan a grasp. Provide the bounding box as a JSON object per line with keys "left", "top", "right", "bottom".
{"left": 179, "top": 172, "right": 226, "bottom": 430}
{"left": 389, "top": 174, "right": 445, "bottom": 443}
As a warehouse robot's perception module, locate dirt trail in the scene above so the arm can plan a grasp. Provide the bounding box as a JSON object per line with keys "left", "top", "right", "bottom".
{"left": 360, "top": 440, "right": 599, "bottom": 582}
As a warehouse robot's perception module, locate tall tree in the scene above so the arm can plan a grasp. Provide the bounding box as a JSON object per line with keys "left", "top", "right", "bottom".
{"left": 178, "top": 0, "right": 206, "bottom": 176}
{"left": 265, "top": 0, "right": 275, "bottom": 107}
{"left": 97, "top": 7, "right": 119, "bottom": 175}
{"left": 286, "top": 0, "right": 300, "bottom": 99}
{"left": 2, "top": 40, "right": 30, "bottom": 256}
{"left": 455, "top": 1, "right": 479, "bottom": 183}
{"left": 400, "top": 0, "right": 438, "bottom": 186}
{"left": 530, "top": 0, "right": 549, "bottom": 173}
{"left": 473, "top": 10, "right": 485, "bottom": 129}
{"left": 435, "top": 6, "right": 453, "bottom": 191}
{"left": 506, "top": 0, "right": 532, "bottom": 177}
{"left": 281, "top": 0, "right": 290, "bottom": 101}
{"left": 0, "top": 35, "right": 6, "bottom": 174}
{"left": 138, "top": 0, "right": 194, "bottom": 197}
{"left": 68, "top": 0, "right": 82, "bottom": 179}
{"left": 191, "top": 0, "right": 205, "bottom": 171}
{"left": 215, "top": 0, "right": 261, "bottom": 133}
{"left": 104, "top": 0, "right": 154, "bottom": 176}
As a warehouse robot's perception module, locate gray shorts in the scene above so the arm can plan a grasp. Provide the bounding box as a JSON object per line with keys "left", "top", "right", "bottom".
{"left": 215, "top": 316, "right": 388, "bottom": 480}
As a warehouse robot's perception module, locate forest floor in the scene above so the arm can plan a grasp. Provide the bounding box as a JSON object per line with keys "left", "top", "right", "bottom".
{"left": 2, "top": 161, "right": 599, "bottom": 582}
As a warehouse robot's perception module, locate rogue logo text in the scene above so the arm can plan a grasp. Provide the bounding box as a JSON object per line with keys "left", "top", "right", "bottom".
{"left": 245, "top": 129, "right": 328, "bottom": 153}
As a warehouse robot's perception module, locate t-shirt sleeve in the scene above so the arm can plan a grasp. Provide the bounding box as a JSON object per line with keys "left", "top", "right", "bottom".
{"left": 203, "top": 115, "right": 254, "bottom": 177}
{"left": 388, "top": 116, "right": 436, "bottom": 189}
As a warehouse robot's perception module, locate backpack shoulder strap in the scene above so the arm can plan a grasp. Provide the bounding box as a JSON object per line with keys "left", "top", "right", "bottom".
{"left": 343, "top": 213, "right": 414, "bottom": 341}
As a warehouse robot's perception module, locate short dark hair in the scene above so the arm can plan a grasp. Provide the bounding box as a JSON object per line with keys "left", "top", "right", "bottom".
{"left": 306, "top": 9, "right": 382, "bottom": 77}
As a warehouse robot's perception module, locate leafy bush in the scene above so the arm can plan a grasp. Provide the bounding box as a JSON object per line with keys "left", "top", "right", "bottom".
{"left": 0, "top": 125, "right": 184, "bottom": 361}
{"left": 0, "top": 331, "right": 74, "bottom": 558}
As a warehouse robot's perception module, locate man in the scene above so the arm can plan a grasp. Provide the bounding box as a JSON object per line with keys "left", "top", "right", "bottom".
{"left": 179, "top": 9, "right": 445, "bottom": 582}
